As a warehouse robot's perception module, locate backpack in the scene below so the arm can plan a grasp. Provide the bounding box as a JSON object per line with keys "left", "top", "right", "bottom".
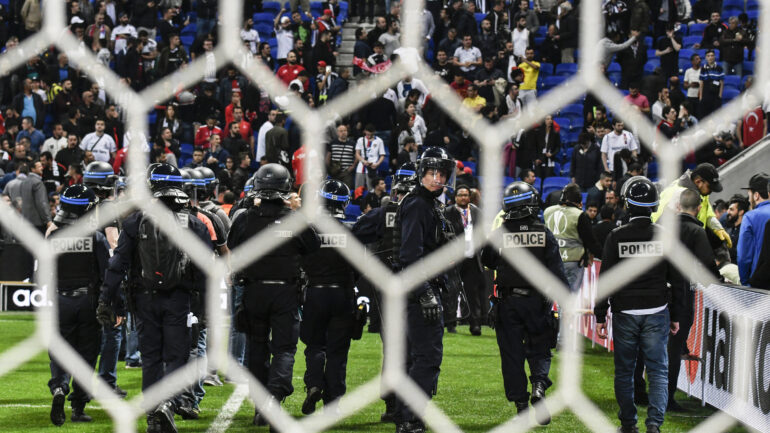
{"left": 136, "top": 212, "right": 191, "bottom": 291}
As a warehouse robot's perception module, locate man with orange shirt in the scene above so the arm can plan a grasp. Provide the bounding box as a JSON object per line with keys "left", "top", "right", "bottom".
{"left": 277, "top": 51, "right": 306, "bottom": 87}
{"left": 450, "top": 69, "right": 471, "bottom": 98}
{"left": 195, "top": 114, "right": 224, "bottom": 149}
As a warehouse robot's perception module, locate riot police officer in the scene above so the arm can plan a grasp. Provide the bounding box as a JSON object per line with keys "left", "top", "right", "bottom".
{"left": 83, "top": 160, "right": 128, "bottom": 398}
{"left": 98, "top": 163, "right": 212, "bottom": 433}
{"left": 300, "top": 179, "right": 361, "bottom": 414}
{"left": 195, "top": 167, "right": 231, "bottom": 234}
{"left": 352, "top": 162, "right": 418, "bottom": 423}
{"left": 594, "top": 176, "right": 685, "bottom": 433}
{"left": 227, "top": 163, "right": 320, "bottom": 427}
{"left": 392, "top": 148, "right": 455, "bottom": 433}
{"left": 481, "top": 181, "right": 568, "bottom": 426}
{"left": 47, "top": 185, "right": 111, "bottom": 426}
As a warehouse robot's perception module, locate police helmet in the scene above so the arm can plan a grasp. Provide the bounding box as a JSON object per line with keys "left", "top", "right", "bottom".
{"left": 559, "top": 183, "right": 582, "bottom": 206}
{"left": 147, "top": 163, "right": 189, "bottom": 208}
{"left": 54, "top": 184, "right": 96, "bottom": 225}
{"left": 502, "top": 181, "right": 540, "bottom": 219}
{"left": 417, "top": 147, "right": 455, "bottom": 183}
{"left": 393, "top": 162, "right": 418, "bottom": 194}
{"left": 195, "top": 166, "right": 219, "bottom": 198}
{"left": 621, "top": 175, "right": 659, "bottom": 215}
{"left": 243, "top": 174, "right": 257, "bottom": 195}
{"left": 83, "top": 161, "right": 117, "bottom": 193}
{"left": 116, "top": 176, "right": 127, "bottom": 193}
{"left": 319, "top": 179, "right": 350, "bottom": 219}
{"left": 253, "top": 163, "right": 293, "bottom": 201}
{"left": 181, "top": 167, "right": 206, "bottom": 198}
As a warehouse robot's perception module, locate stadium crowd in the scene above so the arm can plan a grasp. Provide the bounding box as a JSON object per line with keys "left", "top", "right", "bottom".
{"left": 0, "top": 0, "right": 769, "bottom": 431}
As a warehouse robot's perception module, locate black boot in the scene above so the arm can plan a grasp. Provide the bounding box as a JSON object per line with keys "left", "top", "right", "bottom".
{"left": 154, "top": 401, "right": 177, "bottom": 433}
{"left": 515, "top": 400, "right": 529, "bottom": 417}
{"left": 71, "top": 403, "right": 92, "bottom": 423}
{"left": 302, "top": 386, "right": 323, "bottom": 415}
{"left": 146, "top": 414, "right": 163, "bottom": 433}
{"left": 530, "top": 382, "right": 551, "bottom": 425}
{"left": 50, "top": 387, "right": 65, "bottom": 426}
{"left": 381, "top": 397, "right": 396, "bottom": 423}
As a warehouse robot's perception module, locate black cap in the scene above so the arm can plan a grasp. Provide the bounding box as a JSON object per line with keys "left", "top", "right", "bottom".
{"left": 741, "top": 172, "right": 770, "bottom": 193}
{"left": 691, "top": 163, "right": 722, "bottom": 193}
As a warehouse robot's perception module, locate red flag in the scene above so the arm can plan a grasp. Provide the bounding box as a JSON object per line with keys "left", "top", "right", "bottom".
{"left": 353, "top": 57, "right": 393, "bottom": 74}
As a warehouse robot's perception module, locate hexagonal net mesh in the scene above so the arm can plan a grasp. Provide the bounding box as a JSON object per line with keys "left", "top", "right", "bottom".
{"left": 0, "top": 0, "right": 766, "bottom": 432}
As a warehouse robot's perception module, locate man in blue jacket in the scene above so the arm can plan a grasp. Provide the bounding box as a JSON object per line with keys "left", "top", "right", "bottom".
{"left": 737, "top": 173, "right": 770, "bottom": 285}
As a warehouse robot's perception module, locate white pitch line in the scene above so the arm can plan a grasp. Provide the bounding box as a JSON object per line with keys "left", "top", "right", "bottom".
{"left": 207, "top": 384, "right": 248, "bottom": 433}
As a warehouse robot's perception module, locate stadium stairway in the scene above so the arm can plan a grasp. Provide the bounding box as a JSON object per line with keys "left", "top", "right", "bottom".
{"left": 712, "top": 137, "right": 770, "bottom": 202}
{"left": 338, "top": 18, "right": 374, "bottom": 75}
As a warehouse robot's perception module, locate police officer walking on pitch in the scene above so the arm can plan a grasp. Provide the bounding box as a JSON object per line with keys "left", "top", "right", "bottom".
{"left": 227, "top": 163, "right": 320, "bottom": 428}
{"left": 98, "top": 163, "right": 212, "bottom": 433}
{"left": 300, "top": 179, "right": 363, "bottom": 415}
{"left": 595, "top": 176, "right": 685, "bottom": 433}
{"left": 47, "top": 185, "right": 111, "bottom": 426}
{"left": 392, "top": 148, "right": 455, "bottom": 433}
{"left": 481, "top": 181, "right": 567, "bottom": 426}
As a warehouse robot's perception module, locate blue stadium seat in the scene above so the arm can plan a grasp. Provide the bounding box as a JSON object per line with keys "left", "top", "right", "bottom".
{"left": 689, "top": 22, "right": 706, "bottom": 35}
{"left": 338, "top": 1, "right": 349, "bottom": 21}
{"left": 180, "top": 34, "right": 194, "bottom": 47}
{"left": 646, "top": 49, "right": 657, "bottom": 59}
{"left": 263, "top": 1, "right": 281, "bottom": 14}
{"left": 534, "top": 36, "right": 545, "bottom": 47}
{"left": 647, "top": 161, "right": 658, "bottom": 178}
{"left": 565, "top": 147, "right": 574, "bottom": 161}
{"left": 268, "top": 37, "right": 278, "bottom": 47}
{"left": 570, "top": 116, "right": 584, "bottom": 130}
{"left": 560, "top": 103, "right": 582, "bottom": 118}
{"left": 537, "top": 25, "right": 547, "bottom": 36}
{"left": 644, "top": 59, "right": 660, "bottom": 74}
{"left": 254, "top": 12, "right": 275, "bottom": 22}
{"left": 542, "top": 76, "right": 565, "bottom": 89}
{"left": 679, "top": 48, "right": 694, "bottom": 59}
{"left": 747, "top": 0, "right": 759, "bottom": 10}
{"left": 180, "top": 142, "right": 194, "bottom": 156}
{"left": 747, "top": 9, "right": 759, "bottom": 20}
{"left": 722, "top": 87, "right": 740, "bottom": 101}
{"left": 722, "top": 7, "right": 743, "bottom": 17}
{"left": 531, "top": 177, "right": 542, "bottom": 191}
{"left": 553, "top": 117, "right": 571, "bottom": 131}
{"left": 723, "top": 0, "right": 744, "bottom": 9}
{"left": 474, "top": 13, "right": 486, "bottom": 25}
{"left": 542, "top": 177, "right": 570, "bottom": 198}
{"left": 555, "top": 63, "right": 578, "bottom": 76}
{"left": 181, "top": 23, "right": 196, "bottom": 35}
{"left": 644, "top": 36, "right": 653, "bottom": 47}
{"left": 256, "top": 22, "right": 274, "bottom": 38}
{"left": 683, "top": 35, "right": 701, "bottom": 48}
{"left": 581, "top": 192, "right": 588, "bottom": 207}
{"left": 539, "top": 62, "right": 554, "bottom": 76}
{"left": 608, "top": 72, "right": 622, "bottom": 85}
{"left": 607, "top": 62, "right": 621, "bottom": 73}
{"left": 724, "top": 75, "right": 741, "bottom": 90}
{"left": 678, "top": 58, "right": 691, "bottom": 73}
{"left": 561, "top": 162, "right": 571, "bottom": 177}
{"left": 344, "top": 204, "right": 361, "bottom": 221}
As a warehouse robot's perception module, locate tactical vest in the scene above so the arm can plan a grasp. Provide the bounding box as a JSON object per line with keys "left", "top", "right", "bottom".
{"left": 375, "top": 201, "right": 399, "bottom": 264}
{"left": 496, "top": 219, "right": 548, "bottom": 289}
{"left": 544, "top": 205, "right": 584, "bottom": 262}
{"left": 241, "top": 205, "right": 302, "bottom": 281}
{"left": 302, "top": 220, "right": 355, "bottom": 286}
{"left": 51, "top": 232, "right": 97, "bottom": 290}
{"left": 392, "top": 189, "right": 452, "bottom": 270}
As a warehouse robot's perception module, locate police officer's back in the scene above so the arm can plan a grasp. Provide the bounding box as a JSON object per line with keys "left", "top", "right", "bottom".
{"left": 47, "top": 185, "right": 111, "bottom": 426}
{"left": 481, "top": 181, "right": 567, "bottom": 425}
{"left": 227, "top": 163, "right": 320, "bottom": 427}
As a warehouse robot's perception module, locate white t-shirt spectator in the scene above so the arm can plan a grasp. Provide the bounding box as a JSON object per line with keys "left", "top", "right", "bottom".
{"left": 355, "top": 135, "right": 386, "bottom": 174}
{"left": 41, "top": 136, "right": 67, "bottom": 158}
{"left": 396, "top": 78, "right": 430, "bottom": 104}
{"left": 80, "top": 132, "right": 117, "bottom": 162}
{"left": 511, "top": 28, "right": 529, "bottom": 59}
{"left": 111, "top": 24, "right": 138, "bottom": 54}
{"left": 453, "top": 45, "right": 482, "bottom": 73}
{"left": 276, "top": 28, "right": 293, "bottom": 60}
{"left": 241, "top": 28, "right": 260, "bottom": 54}
{"left": 600, "top": 130, "right": 638, "bottom": 171}
{"left": 257, "top": 120, "right": 273, "bottom": 161}
{"left": 684, "top": 66, "right": 701, "bottom": 98}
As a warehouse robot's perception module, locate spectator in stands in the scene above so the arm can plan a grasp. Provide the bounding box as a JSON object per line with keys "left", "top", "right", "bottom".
{"left": 274, "top": 13, "right": 294, "bottom": 65}
{"left": 517, "top": 47, "right": 539, "bottom": 106}
{"left": 156, "top": 32, "right": 189, "bottom": 78}
{"left": 241, "top": 17, "right": 260, "bottom": 54}
{"left": 231, "top": 153, "right": 252, "bottom": 194}
{"left": 53, "top": 79, "right": 80, "bottom": 120}
{"left": 601, "top": 118, "right": 638, "bottom": 172}
{"left": 205, "top": 133, "right": 229, "bottom": 171}
{"left": 694, "top": 12, "right": 726, "bottom": 50}
{"left": 603, "top": 0, "right": 629, "bottom": 35}
{"left": 256, "top": 109, "right": 276, "bottom": 162}
{"left": 462, "top": 84, "right": 487, "bottom": 112}
{"left": 512, "top": 0, "right": 539, "bottom": 33}
{"left": 194, "top": 84, "right": 223, "bottom": 124}
{"left": 12, "top": 78, "right": 44, "bottom": 130}
{"left": 223, "top": 121, "right": 249, "bottom": 157}
{"left": 156, "top": 103, "right": 182, "bottom": 143}
{"left": 439, "top": 28, "right": 461, "bottom": 60}
{"left": 450, "top": 0, "right": 477, "bottom": 38}
{"left": 657, "top": 105, "right": 685, "bottom": 140}
{"left": 277, "top": 50, "right": 306, "bottom": 86}
{"left": 571, "top": 132, "right": 603, "bottom": 190}
{"left": 511, "top": 16, "right": 530, "bottom": 61}
{"left": 257, "top": 42, "right": 276, "bottom": 71}
{"left": 196, "top": 0, "right": 218, "bottom": 38}
{"left": 16, "top": 117, "right": 45, "bottom": 155}
{"left": 698, "top": 50, "right": 724, "bottom": 118}
{"left": 557, "top": 1, "right": 578, "bottom": 63}
{"left": 540, "top": 24, "right": 561, "bottom": 65}
{"left": 533, "top": 114, "right": 560, "bottom": 178}
{"left": 453, "top": 34, "right": 482, "bottom": 76}
{"left": 587, "top": 170, "right": 612, "bottom": 207}
{"left": 327, "top": 124, "right": 356, "bottom": 188}
{"left": 593, "top": 204, "right": 616, "bottom": 257}
{"left": 719, "top": 16, "right": 747, "bottom": 76}
{"left": 354, "top": 124, "right": 385, "bottom": 189}
{"left": 656, "top": 28, "right": 682, "bottom": 79}
{"left": 624, "top": 83, "right": 650, "bottom": 113}
{"left": 738, "top": 173, "right": 770, "bottom": 285}
{"left": 668, "top": 76, "right": 685, "bottom": 110}
{"left": 432, "top": 49, "right": 453, "bottom": 83}
{"left": 80, "top": 118, "right": 117, "bottom": 163}
{"left": 4, "top": 162, "right": 28, "bottom": 207}
{"left": 195, "top": 113, "right": 223, "bottom": 149}
{"left": 353, "top": 28, "right": 372, "bottom": 75}
{"left": 186, "top": 147, "right": 206, "bottom": 168}
{"left": 20, "top": 160, "right": 51, "bottom": 233}
{"left": 683, "top": 53, "right": 702, "bottom": 109}
{"left": 368, "top": 16, "right": 388, "bottom": 48}
{"left": 42, "top": 123, "right": 68, "bottom": 158}
{"left": 56, "top": 133, "right": 83, "bottom": 170}
{"left": 265, "top": 112, "right": 290, "bottom": 168}
{"left": 110, "top": 12, "right": 136, "bottom": 55}
{"left": 726, "top": 194, "right": 749, "bottom": 262}
{"left": 327, "top": 68, "right": 350, "bottom": 101}
{"left": 379, "top": 16, "right": 401, "bottom": 57}
{"left": 651, "top": 87, "right": 671, "bottom": 125}
{"left": 484, "top": 0, "right": 505, "bottom": 36}
{"left": 363, "top": 177, "right": 387, "bottom": 212}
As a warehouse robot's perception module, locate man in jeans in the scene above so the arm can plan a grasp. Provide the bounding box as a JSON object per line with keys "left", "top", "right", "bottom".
{"left": 595, "top": 176, "right": 685, "bottom": 433}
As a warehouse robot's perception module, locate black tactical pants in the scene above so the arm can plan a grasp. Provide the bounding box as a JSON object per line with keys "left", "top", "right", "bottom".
{"left": 300, "top": 285, "right": 355, "bottom": 403}
{"left": 244, "top": 282, "right": 300, "bottom": 400}
{"left": 135, "top": 290, "right": 191, "bottom": 394}
{"left": 494, "top": 294, "right": 553, "bottom": 403}
{"left": 393, "top": 297, "right": 444, "bottom": 424}
{"left": 48, "top": 292, "right": 100, "bottom": 406}
{"left": 461, "top": 258, "right": 486, "bottom": 329}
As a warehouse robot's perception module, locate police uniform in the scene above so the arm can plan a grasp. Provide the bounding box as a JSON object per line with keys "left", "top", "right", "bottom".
{"left": 594, "top": 176, "right": 686, "bottom": 433}
{"left": 227, "top": 193, "right": 320, "bottom": 423}
{"left": 300, "top": 184, "right": 358, "bottom": 413}
{"left": 47, "top": 191, "right": 111, "bottom": 425}
{"left": 481, "top": 182, "right": 567, "bottom": 425}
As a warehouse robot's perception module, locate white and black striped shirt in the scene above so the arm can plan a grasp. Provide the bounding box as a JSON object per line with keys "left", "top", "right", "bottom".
{"left": 329, "top": 138, "right": 356, "bottom": 170}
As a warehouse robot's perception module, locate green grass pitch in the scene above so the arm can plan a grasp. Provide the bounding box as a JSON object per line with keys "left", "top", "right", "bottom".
{"left": 0, "top": 312, "right": 748, "bottom": 432}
